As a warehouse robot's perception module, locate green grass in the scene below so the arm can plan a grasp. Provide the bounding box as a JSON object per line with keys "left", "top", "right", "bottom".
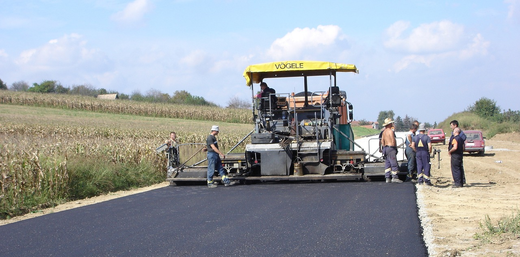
{"left": 4, "top": 96, "right": 517, "bottom": 219}
{"left": 66, "top": 157, "right": 164, "bottom": 200}
{"left": 438, "top": 111, "right": 520, "bottom": 139}
{"left": 0, "top": 104, "right": 253, "bottom": 219}
{"left": 352, "top": 126, "right": 380, "bottom": 138}
{"left": 474, "top": 211, "right": 520, "bottom": 244}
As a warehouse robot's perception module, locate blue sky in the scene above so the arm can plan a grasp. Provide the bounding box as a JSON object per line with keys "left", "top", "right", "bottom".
{"left": 1, "top": 0, "right": 519, "bottom": 124}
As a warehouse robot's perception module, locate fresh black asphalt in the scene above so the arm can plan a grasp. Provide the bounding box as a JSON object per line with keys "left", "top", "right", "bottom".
{"left": 0, "top": 182, "right": 427, "bottom": 256}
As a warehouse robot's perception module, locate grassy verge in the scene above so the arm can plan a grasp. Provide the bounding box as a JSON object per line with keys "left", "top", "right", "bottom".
{"left": 352, "top": 126, "right": 380, "bottom": 138}
{"left": 473, "top": 211, "right": 520, "bottom": 244}
{"left": 0, "top": 104, "right": 252, "bottom": 220}
{"left": 0, "top": 102, "right": 381, "bottom": 219}
{"left": 438, "top": 112, "right": 520, "bottom": 138}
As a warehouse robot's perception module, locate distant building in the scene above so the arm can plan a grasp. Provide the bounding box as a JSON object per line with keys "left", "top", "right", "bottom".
{"left": 97, "top": 94, "right": 119, "bottom": 100}
{"left": 372, "top": 122, "right": 379, "bottom": 130}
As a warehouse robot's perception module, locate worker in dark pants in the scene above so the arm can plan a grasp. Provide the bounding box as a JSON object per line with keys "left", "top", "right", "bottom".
{"left": 449, "top": 120, "right": 466, "bottom": 184}
{"left": 206, "top": 125, "right": 234, "bottom": 188}
{"left": 448, "top": 127, "right": 465, "bottom": 188}
{"left": 380, "top": 118, "right": 403, "bottom": 183}
{"left": 412, "top": 124, "right": 432, "bottom": 186}
{"left": 404, "top": 124, "right": 418, "bottom": 182}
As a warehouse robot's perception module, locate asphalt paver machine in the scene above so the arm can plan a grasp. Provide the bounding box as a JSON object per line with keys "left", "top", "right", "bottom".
{"left": 167, "top": 61, "right": 373, "bottom": 184}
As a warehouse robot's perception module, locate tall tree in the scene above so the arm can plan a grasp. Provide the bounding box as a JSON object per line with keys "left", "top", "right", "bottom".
{"left": 468, "top": 97, "right": 500, "bottom": 118}
{"left": 377, "top": 110, "right": 395, "bottom": 128}
{"left": 0, "top": 79, "right": 7, "bottom": 90}
{"left": 28, "top": 80, "right": 60, "bottom": 93}
{"left": 70, "top": 84, "right": 97, "bottom": 96}
{"left": 403, "top": 115, "right": 411, "bottom": 130}
{"left": 10, "top": 81, "right": 29, "bottom": 91}
{"left": 394, "top": 116, "right": 404, "bottom": 131}
{"left": 130, "top": 90, "right": 145, "bottom": 101}
{"left": 227, "top": 96, "right": 250, "bottom": 109}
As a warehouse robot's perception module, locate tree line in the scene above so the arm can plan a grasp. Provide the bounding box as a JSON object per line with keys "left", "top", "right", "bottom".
{"left": 373, "top": 97, "right": 520, "bottom": 132}
{"left": 466, "top": 97, "right": 520, "bottom": 123}
{"left": 0, "top": 78, "right": 251, "bottom": 107}
{"left": 375, "top": 111, "right": 433, "bottom": 132}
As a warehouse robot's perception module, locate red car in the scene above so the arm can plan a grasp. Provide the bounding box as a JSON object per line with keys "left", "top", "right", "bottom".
{"left": 464, "top": 130, "right": 486, "bottom": 155}
{"left": 427, "top": 129, "right": 446, "bottom": 144}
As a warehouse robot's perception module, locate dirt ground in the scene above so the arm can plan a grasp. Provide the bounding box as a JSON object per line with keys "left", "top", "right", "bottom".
{"left": 419, "top": 132, "right": 520, "bottom": 256}
{"left": 2, "top": 133, "right": 520, "bottom": 256}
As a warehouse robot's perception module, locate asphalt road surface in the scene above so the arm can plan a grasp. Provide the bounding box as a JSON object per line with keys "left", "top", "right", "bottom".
{"left": 0, "top": 182, "right": 427, "bottom": 257}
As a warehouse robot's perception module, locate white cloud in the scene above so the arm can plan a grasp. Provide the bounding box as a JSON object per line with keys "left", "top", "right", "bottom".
{"left": 384, "top": 20, "right": 464, "bottom": 53}
{"left": 14, "top": 33, "right": 112, "bottom": 73}
{"left": 505, "top": 0, "right": 520, "bottom": 21}
{"left": 180, "top": 50, "right": 210, "bottom": 67}
{"left": 209, "top": 53, "right": 254, "bottom": 74}
{"left": 111, "top": 0, "right": 153, "bottom": 24}
{"left": 0, "top": 16, "right": 30, "bottom": 29}
{"left": 267, "top": 25, "right": 344, "bottom": 60}
{"left": 392, "top": 55, "right": 435, "bottom": 73}
{"left": 385, "top": 21, "right": 490, "bottom": 72}
{"left": 459, "top": 33, "right": 490, "bottom": 59}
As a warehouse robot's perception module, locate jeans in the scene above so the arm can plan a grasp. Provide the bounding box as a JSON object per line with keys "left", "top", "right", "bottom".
{"left": 405, "top": 146, "right": 416, "bottom": 177}
{"left": 207, "top": 151, "right": 229, "bottom": 183}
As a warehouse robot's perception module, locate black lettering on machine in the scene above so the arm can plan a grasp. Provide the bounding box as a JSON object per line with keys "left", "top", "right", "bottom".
{"left": 275, "top": 62, "right": 304, "bottom": 70}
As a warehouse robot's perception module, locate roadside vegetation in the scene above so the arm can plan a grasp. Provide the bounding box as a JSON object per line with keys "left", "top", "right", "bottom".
{"left": 473, "top": 211, "right": 520, "bottom": 244}
{"left": 437, "top": 97, "right": 520, "bottom": 138}
{"left": 352, "top": 126, "right": 379, "bottom": 137}
{"left": 375, "top": 97, "right": 520, "bottom": 138}
{"left": 0, "top": 104, "right": 252, "bottom": 219}
{"left": 2, "top": 89, "right": 517, "bottom": 220}
{"left": 0, "top": 96, "right": 377, "bottom": 219}
{"left": 0, "top": 90, "right": 251, "bottom": 124}
{"left": 4, "top": 79, "right": 218, "bottom": 106}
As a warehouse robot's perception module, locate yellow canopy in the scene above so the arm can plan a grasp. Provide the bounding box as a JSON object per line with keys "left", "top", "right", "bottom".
{"left": 243, "top": 61, "right": 358, "bottom": 86}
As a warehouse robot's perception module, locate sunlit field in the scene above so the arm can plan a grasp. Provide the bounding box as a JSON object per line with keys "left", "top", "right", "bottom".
{"left": 1, "top": 91, "right": 376, "bottom": 219}
{"left": 0, "top": 104, "right": 252, "bottom": 218}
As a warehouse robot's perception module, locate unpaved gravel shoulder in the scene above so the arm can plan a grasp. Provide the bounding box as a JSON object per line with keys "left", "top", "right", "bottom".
{"left": 417, "top": 132, "right": 520, "bottom": 257}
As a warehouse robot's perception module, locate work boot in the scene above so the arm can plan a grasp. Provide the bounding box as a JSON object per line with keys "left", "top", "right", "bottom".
{"left": 386, "top": 178, "right": 391, "bottom": 183}
{"left": 391, "top": 178, "right": 403, "bottom": 183}
{"left": 224, "top": 181, "right": 237, "bottom": 187}
{"left": 207, "top": 181, "right": 217, "bottom": 188}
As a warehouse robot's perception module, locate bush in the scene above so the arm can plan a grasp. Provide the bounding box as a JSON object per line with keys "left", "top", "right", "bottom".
{"left": 467, "top": 97, "right": 500, "bottom": 119}
{"left": 67, "top": 157, "right": 164, "bottom": 200}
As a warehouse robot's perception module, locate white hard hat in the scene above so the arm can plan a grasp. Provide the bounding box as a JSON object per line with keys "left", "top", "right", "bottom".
{"left": 211, "top": 125, "right": 219, "bottom": 132}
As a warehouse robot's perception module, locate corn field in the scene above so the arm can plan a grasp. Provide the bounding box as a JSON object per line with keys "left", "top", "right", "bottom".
{"left": 0, "top": 91, "right": 253, "bottom": 124}
{"left": 0, "top": 98, "right": 253, "bottom": 219}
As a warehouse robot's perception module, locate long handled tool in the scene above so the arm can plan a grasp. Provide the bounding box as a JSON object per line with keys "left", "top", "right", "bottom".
{"left": 169, "top": 146, "right": 207, "bottom": 178}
